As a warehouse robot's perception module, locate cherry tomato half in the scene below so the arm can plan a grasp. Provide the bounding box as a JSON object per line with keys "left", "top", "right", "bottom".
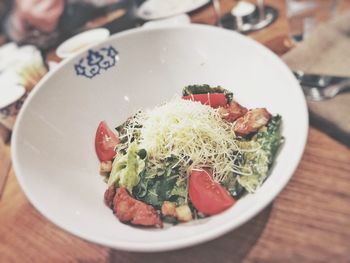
{"left": 189, "top": 168, "right": 236, "bottom": 215}
{"left": 95, "top": 121, "right": 119, "bottom": 161}
{"left": 182, "top": 93, "right": 228, "bottom": 108}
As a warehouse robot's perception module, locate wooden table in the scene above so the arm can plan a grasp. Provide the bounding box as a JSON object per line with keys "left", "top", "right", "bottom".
{"left": 1, "top": 1, "right": 350, "bottom": 262}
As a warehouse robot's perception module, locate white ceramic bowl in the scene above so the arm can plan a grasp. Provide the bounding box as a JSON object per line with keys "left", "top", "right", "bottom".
{"left": 12, "top": 25, "right": 308, "bottom": 252}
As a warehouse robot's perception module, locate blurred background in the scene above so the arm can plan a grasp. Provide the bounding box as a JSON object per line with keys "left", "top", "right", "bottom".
{"left": 1, "top": 0, "right": 350, "bottom": 156}
{"left": 1, "top": 1, "right": 350, "bottom": 262}
{"left": 1, "top": 0, "right": 350, "bottom": 155}
{"left": 1, "top": 0, "right": 349, "bottom": 133}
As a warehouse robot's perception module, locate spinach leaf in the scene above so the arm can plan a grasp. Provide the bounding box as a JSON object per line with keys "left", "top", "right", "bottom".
{"left": 169, "top": 178, "right": 188, "bottom": 206}
{"left": 136, "top": 175, "right": 177, "bottom": 208}
{"left": 221, "top": 173, "right": 246, "bottom": 199}
{"left": 133, "top": 160, "right": 183, "bottom": 208}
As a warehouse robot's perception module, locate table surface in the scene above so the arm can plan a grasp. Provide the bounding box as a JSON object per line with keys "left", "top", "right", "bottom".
{"left": 1, "top": 1, "right": 350, "bottom": 262}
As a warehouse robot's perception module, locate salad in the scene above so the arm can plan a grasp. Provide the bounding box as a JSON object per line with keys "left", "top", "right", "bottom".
{"left": 95, "top": 85, "right": 284, "bottom": 228}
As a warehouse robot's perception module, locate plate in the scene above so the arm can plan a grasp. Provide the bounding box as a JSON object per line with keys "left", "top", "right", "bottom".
{"left": 137, "top": 0, "right": 210, "bottom": 20}
{"left": 56, "top": 28, "right": 110, "bottom": 59}
{"left": 12, "top": 25, "right": 308, "bottom": 252}
{"left": 142, "top": 14, "right": 191, "bottom": 28}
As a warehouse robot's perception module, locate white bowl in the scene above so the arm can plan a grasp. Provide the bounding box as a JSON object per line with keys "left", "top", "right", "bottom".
{"left": 56, "top": 28, "right": 110, "bottom": 59}
{"left": 12, "top": 25, "right": 308, "bottom": 252}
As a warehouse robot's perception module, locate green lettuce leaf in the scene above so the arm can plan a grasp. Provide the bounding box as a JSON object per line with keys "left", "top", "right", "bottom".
{"left": 108, "top": 142, "right": 145, "bottom": 192}
{"left": 237, "top": 115, "right": 284, "bottom": 193}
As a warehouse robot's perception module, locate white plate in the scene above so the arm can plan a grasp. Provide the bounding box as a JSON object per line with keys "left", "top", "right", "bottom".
{"left": 0, "top": 71, "right": 25, "bottom": 109}
{"left": 137, "top": 0, "right": 210, "bottom": 20}
{"left": 12, "top": 25, "right": 308, "bottom": 252}
{"left": 56, "top": 28, "right": 110, "bottom": 59}
{"left": 142, "top": 14, "right": 191, "bottom": 28}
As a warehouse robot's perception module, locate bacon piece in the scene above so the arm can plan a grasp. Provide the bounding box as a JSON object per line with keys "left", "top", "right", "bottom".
{"left": 233, "top": 108, "right": 271, "bottom": 136}
{"left": 218, "top": 102, "right": 248, "bottom": 123}
{"left": 113, "top": 187, "right": 162, "bottom": 227}
{"left": 104, "top": 185, "right": 116, "bottom": 208}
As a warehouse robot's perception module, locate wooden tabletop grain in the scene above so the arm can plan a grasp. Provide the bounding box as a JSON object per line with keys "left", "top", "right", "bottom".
{"left": 1, "top": 1, "right": 350, "bottom": 262}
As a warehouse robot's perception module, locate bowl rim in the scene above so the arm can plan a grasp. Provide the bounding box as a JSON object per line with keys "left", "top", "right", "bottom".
{"left": 11, "top": 24, "right": 309, "bottom": 252}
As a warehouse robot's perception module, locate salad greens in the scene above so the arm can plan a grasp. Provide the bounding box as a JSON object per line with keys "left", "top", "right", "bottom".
{"left": 101, "top": 85, "right": 284, "bottom": 226}
{"left": 132, "top": 155, "right": 187, "bottom": 208}
{"left": 236, "top": 115, "right": 284, "bottom": 193}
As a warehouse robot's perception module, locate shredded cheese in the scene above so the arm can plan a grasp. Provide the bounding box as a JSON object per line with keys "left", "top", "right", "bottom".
{"left": 120, "top": 97, "right": 248, "bottom": 182}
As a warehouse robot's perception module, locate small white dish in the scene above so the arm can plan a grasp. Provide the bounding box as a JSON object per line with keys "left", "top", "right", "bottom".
{"left": 56, "top": 28, "right": 110, "bottom": 59}
{"left": 231, "top": 1, "right": 256, "bottom": 17}
{"left": 0, "top": 43, "right": 42, "bottom": 72}
{"left": 12, "top": 25, "right": 308, "bottom": 252}
{"left": 0, "top": 73, "right": 25, "bottom": 109}
{"left": 137, "top": 0, "right": 210, "bottom": 20}
{"left": 0, "top": 72, "right": 26, "bottom": 129}
{"left": 142, "top": 14, "right": 191, "bottom": 28}
{"left": 0, "top": 69, "right": 25, "bottom": 130}
{"left": 0, "top": 43, "right": 45, "bottom": 130}
{"left": 0, "top": 42, "right": 18, "bottom": 72}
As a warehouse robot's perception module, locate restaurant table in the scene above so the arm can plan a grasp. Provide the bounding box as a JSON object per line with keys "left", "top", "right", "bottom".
{"left": 1, "top": 1, "right": 350, "bottom": 262}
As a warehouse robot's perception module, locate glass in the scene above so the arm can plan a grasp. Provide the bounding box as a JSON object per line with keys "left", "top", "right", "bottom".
{"left": 212, "top": 0, "right": 222, "bottom": 27}
{"left": 286, "top": 0, "right": 339, "bottom": 42}
{"left": 213, "top": 0, "right": 277, "bottom": 32}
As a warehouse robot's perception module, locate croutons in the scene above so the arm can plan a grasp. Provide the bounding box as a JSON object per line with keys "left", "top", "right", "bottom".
{"left": 161, "top": 201, "right": 177, "bottom": 217}
{"left": 99, "top": 161, "right": 112, "bottom": 175}
{"left": 175, "top": 205, "right": 193, "bottom": 222}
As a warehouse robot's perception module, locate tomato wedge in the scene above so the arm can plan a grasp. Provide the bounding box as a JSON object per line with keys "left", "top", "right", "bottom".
{"left": 189, "top": 168, "right": 236, "bottom": 215}
{"left": 182, "top": 93, "right": 228, "bottom": 108}
{"left": 95, "top": 121, "right": 119, "bottom": 161}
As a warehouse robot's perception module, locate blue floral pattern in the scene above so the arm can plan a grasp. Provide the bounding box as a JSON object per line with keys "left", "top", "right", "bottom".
{"left": 74, "top": 46, "right": 119, "bottom": 78}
